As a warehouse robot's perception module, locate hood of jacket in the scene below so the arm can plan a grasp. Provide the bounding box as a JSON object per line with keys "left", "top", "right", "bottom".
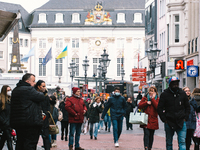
{"left": 16, "top": 80, "right": 31, "bottom": 87}
{"left": 192, "top": 93, "right": 200, "bottom": 101}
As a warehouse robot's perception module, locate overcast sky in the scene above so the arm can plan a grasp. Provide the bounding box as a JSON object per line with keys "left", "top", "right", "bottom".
{"left": 0, "top": 0, "right": 49, "bottom": 12}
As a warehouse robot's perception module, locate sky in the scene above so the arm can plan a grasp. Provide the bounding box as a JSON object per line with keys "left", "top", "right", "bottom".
{"left": 0, "top": 0, "right": 49, "bottom": 12}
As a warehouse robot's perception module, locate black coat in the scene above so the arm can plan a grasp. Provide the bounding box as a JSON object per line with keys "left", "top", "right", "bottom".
{"left": 0, "top": 95, "right": 11, "bottom": 129}
{"left": 10, "top": 80, "right": 45, "bottom": 129}
{"left": 41, "top": 95, "right": 50, "bottom": 128}
{"left": 88, "top": 102, "right": 102, "bottom": 123}
{"left": 84, "top": 100, "right": 90, "bottom": 117}
{"left": 186, "top": 97, "right": 197, "bottom": 130}
{"left": 126, "top": 102, "right": 134, "bottom": 115}
{"left": 157, "top": 87, "right": 190, "bottom": 130}
{"left": 59, "top": 101, "right": 68, "bottom": 122}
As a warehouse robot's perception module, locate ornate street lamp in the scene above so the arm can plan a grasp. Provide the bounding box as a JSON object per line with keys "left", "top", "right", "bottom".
{"left": 82, "top": 56, "right": 89, "bottom": 85}
{"left": 100, "top": 49, "right": 110, "bottom": 93}
{"left": 97, "top": 64, "right": 103, "bottom": 93}
{"left": 68, "top": 60, "right": 77, "bottom": 82}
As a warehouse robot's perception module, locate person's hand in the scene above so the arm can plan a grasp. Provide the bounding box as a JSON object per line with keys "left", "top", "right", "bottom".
{"left": 152, "top": 92, "right": 156, "bottom": 99}
{"left": 147, "top": 101, "right": 151, "bottom": 105}
{"left": 83, "top": 110, "right": 86, "bottom": 115}
{"left": 88, "top": 118, "right": 89, "bottom": 121}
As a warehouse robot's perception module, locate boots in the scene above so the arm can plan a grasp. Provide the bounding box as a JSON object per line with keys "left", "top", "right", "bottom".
{"left": 61, "top": 134, "right": 64, "bottom": 140}
{"left": 52, "top": 140, "right": 57, "bottom": 147}
{"left": 75, "top": 147, "right": 84, "bottom": 150}
{"left": 69, "top": 145, "right": 73, "bottom": 150}
{"left": 105, "top": 122, "right": 107, "bottom": 131}
{"left": 65, "top": 136, "right": 68, "bottom": 141}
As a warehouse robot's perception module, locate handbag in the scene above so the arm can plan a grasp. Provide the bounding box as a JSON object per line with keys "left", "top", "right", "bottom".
{"left": 129, "top": 106, "right": 148, "bottom": 125}
{"left": 194, "top": 112, "right": 200, "bottom": 138}
{"left": 48, "top": 111, "right": 59, "bottom": 134}
{"left": 58, "top": 110, "right": 63, "bottom": 121}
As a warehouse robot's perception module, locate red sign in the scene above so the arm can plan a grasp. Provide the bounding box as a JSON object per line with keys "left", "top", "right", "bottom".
{"left": 82, "top": 84, "right": 88, "bottom": 97}
{"left": 132, "top": 68, "right": 146, "bottom": 72}
{"left": 132, "top": 73, "right": 146, "bottom": 77}
{"left": 175, "top": 60, "right": 185, "bottom": 70}
{"left": 132, "top": 78, "right": 146, "bottom": 82}
{"left": 140, "top": 82, "right": 147, "bottom": 86}
{"left": 187, "top": 59, "right": 194, "bottom": 66}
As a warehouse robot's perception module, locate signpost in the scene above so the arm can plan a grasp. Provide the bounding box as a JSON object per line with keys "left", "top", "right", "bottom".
{"left": 132, "top": 68, "right": 146, "bottom": 82}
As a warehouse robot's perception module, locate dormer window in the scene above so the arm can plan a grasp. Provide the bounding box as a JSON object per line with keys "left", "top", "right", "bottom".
{"left": 117, "top": 13, "right": 125, "bottom": 23}
{"left": 72, "top": 13, "right": 80, "bottom": 23}
{"left": 133, "top": 13, "right": 142, "bottom": 23}
{"left": 38, "top": 13, "right": 47, "bottom": 23}
{"left": 55, "top": 13, "right": 64, "bottom": 23}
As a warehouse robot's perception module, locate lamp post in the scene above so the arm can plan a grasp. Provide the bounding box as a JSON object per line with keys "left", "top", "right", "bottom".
{"left": 97, "top": 64, "right": 103, "bottom": 93}
{"left": 145, "top": 41, "right": 161, "bottom": 84}
{"left": 82, "top": 56, "right": 89, "bottom": 85}
{"left": 68, "top": 60, "right": 77, "bottom": 95}
{"left": 100, "top": 49, "right": 111, "bottom": 93}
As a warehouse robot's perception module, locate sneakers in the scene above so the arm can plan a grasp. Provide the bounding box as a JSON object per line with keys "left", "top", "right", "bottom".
{"left": 98, "top": 129, "right": 100, "bottom": 133}
{"left": 115, "top": 142, "right": 119, "bottom": 147}
{"left": 108, "top": 128, "right": 110, "bottom": 132}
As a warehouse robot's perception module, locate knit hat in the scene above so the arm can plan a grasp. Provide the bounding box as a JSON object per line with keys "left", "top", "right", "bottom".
{"left": 72, "top": 87, "right": 80, "bottom": 94}
{"left": 86, "top": 98, "right": 91, "bottom": 102}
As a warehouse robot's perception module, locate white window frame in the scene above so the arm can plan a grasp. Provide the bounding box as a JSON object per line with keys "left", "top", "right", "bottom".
{"left": 93, "top": 58, "right": 100, "bottom": 76}
{"left": 72, "top": 38, "right": 79, "bottom": 48}
{"left": 0, "top": 51, "right": 3, "bottom": 59}
{"left": 20, "top": 39, "right": 23, "bottom": 47}
{"left": 19, "top": 22, "right": 22, "bottom": 29}
{"left": 117, "top": 13, "right": 126, "bottom": 23}
{"left": 55, "top": 13, "right": 64, "bottom": 23}
{"left": 72, "top": 13, "right": 80, "bottom": 23}
{"left": 56, "top": 39, "right": 63, "bottom": 48}
{"left": 117, "top": 38, "right": 125, "bottom": 49}
{"left": 39, "top": 58, "right": 46, "bottom": 76}
{"left": 133, "top": 13, "right": 142, "bottom": 23}
{"left": 72, "top": 58, "right": 79, "bottom": 76}
{"left": 55, "top": 58, "right": 63, "bottom": 76}
{"left": 174, "top": 15, "right": 180, "bottom": 43}
{"left": 38, "top": 13, "right": 47, "bottom": 23}
{"left": 24, "top": 39, "right": 28, "bottom": 47}
{"left": 39, "top": 39, "right": 46, "bottom": 49}
{"left": 9, "top": 37, "right": 12, "bottom": 45}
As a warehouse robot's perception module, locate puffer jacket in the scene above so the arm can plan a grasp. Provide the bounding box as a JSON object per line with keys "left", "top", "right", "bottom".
{"left": 0, "top": 95, "right": 11, "bottom": 129}
{"left": 157, "top": 87, "right": 190, "bottom": 130}
{"left": 87, "top": 102, "right": 102, "bottom": 123}
{"left": 186, "top": 97, "right": 197, "bottom": 130}
{"left": 10, "top": 80, "right": 45, "bottom": 129}
{"left": 101, "top": 95, "right": 127, "bottom": 120}
{"left": 65, "top": 95, "right": 87, "bottom": 123}
{"left": 138, "top": 95, "right": 159, "bottom": 130}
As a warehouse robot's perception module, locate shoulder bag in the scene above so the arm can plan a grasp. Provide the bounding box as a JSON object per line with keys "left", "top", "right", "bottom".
{"left": 129, "top": 106, "right": 148, "bottom": 125}
{"left": 48, "top": 111, "right": 59, "bottom": 134}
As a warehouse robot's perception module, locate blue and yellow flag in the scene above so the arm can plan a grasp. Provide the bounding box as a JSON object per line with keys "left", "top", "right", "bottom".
{"left": 56, "top": 46, "right": 67, "bottom": 59}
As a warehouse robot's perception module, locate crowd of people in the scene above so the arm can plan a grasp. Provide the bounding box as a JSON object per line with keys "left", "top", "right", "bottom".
{"left": 1, "top": 73, "right": 200, "bottom": 150}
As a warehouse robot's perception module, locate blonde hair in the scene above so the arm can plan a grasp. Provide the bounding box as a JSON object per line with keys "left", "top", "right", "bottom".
{"left": 148, "top": 86, "right": 158, "bottom": 96}
{"left": 95, "top": 96, "right": 101, "bottom": 102}
{"left": 182, "top": 87, "right": 190, "bottom": 91}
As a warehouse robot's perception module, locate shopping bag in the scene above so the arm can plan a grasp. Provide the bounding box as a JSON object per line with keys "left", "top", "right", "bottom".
{"left": 129, "top": 106, "right": 148, "bottom": 125}
{"left": 194, "top": 113, "right": 200, "bottom": 137}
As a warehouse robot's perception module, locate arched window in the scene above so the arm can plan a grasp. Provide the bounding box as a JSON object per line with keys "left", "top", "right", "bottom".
{"left": 55, "top": 13, "right": 64, "bottom": 23}
{"left": 133, "top": 13, "right": 142, "bottom": 23}
{"left": 117, "top": 13, "right": 125, "bottom": 23}
{"left": 38, "top": 13, "right": 47, "bottom": 23}
{"left": 72, "top": 13, "right": 80, "bottom": 23}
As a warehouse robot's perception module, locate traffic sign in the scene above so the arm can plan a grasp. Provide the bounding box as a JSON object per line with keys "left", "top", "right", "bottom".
{"left": 132, "top": 68, "right": 146, "bottom": 72}
{"left": 187, "top": 66, "right": 199, "bottom": 77}
{"left": 132, "top": 78, "right": 146, "bottom": 82}
{"left": 132, "top": 73, "right": 146, "bottom": 77}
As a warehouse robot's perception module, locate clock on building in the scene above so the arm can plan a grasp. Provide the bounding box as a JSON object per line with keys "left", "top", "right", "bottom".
{"left": 95, "top": 40, "right": 101, "bottom": 46}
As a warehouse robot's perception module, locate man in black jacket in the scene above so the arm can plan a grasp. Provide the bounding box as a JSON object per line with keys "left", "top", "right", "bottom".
{"left": 10, "top": 73, "right": 45, "bottom": 150}
{"left": 35, "top": 80, "right": 51, "bottom": 150}
{"left": 157, "top": 76, "right": 190, "bottom": 150}
{"left": 125, "top": 97, "right": 134, "bottom": 130}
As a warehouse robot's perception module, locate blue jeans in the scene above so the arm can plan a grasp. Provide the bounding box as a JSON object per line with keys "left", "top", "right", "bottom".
{"left": 165, "top": 122, "right": 187, "bottom": 150}
{"left": 112, "top": 116, "right": 123, "bottom": 143}
{"left": 89, "top": 123, "right": 99, "bottom": 137}
{"left": 69, "top": 123, "right": 82, "bottom": 148}
{"left": 98, "top": 120, "right": 103, "bottom": 130}
{"left": 104, "top": 114, "right": 111, "bottom": 129}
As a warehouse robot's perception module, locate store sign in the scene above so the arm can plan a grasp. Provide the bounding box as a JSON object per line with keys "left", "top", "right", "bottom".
{"left": 132, "top": 68, "right": 146, "bottom": 82}
{"left": 175, "top": 60, "right": 185, "bottom": 70}
{"left": 187, "top": 66, "right": 199, "bottom": 77}
{"left": 187, "top": 59, "right": 194, "bottom": 66}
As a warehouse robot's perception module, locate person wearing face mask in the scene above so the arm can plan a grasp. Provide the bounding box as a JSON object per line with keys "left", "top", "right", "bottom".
{"left": 157, "top": 76, "right": 190, "bottom": 150}
{"left": 101, "top": 87, "right": 127, "bottom": 147}
{"left": 0, "top": 85, "right": 13, "bottom": 150}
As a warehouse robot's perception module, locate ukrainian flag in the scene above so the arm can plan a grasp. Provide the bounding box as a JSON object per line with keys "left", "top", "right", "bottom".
{"left": 56, "top": 46, "right": 67, "bottom": 59}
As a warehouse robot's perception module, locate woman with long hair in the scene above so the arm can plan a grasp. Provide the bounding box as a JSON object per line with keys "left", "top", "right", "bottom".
{"left": 0, "top": 85, "right": 13, "bottom": 150}
{"left": 138, "top": 86, "right": 159, "bottom": 150}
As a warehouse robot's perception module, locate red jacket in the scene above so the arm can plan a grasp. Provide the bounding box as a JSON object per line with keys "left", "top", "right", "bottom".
{"left": 138, "top": 96, "right": 159, "bottom": 130}
{"left": 65, "top": 95, "right": 87, "bottom": 123}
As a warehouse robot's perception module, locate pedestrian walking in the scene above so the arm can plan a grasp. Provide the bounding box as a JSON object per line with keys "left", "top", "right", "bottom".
{"left": 138, "top": 86, "right": 159, "bottom": 150}
{"left": 65, "top": 87, "right": 87, "bottom": 150}
{"left": 0, "top": 85, "right": 13, "bottom": 150}
{"left": 88, "top": 96, "right": 103, "bottom": 140}
{"left": 97, "top": 97, "right": 104, "bottom": 132}
{"left": 191, "top": 88, "right": 200, "bottom": 150}
{"left": 125, "top": 97, "right": 134, "bottom": 130}
{"left": 10, "top": 73, "right": 45, "bottom": 150}
{"left": 102, "top": 94, "right": 111, "bottom": 132}
{"left": 49, "top": 95, "right": 58, "bottom": 147}
{"left": 59, "top": 96, "right": 69, "bottom": 141}
{"left": 35, "top": 80, "right": 51, "bottom": 150}
{"left": 82, "top": 98, "right": 91, "bottom": 134}
{"left": 101, "top": 87, "right": 127, "bottom": 147}
{"left": 157, "top": 76, "right": 190, "bottom": 150}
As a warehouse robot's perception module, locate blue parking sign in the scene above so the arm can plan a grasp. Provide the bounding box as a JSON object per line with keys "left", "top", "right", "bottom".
{"left": 187, "top": 66, "right": 199, "bottom": 77}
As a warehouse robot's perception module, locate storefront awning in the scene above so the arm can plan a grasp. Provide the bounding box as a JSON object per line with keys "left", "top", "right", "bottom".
{"left": 0, "top": 10, "right": 21, "bottom": 41}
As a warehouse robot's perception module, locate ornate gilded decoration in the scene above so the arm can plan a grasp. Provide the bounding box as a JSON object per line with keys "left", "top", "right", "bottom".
{"left": 85, "top": 2, "right": 112, "bottom": 25}
{"left": 12, "top": 55, "right": 17, "bottom": 63}
{"left": 107, "top": 37, "right": 115, "bottom": 43}
{"left": 126, "top": 37, "right": 132, "bottom": 43}
{"left": 64, "top": 37, "right": 70, "bottom": 43}
{"left": 95, "top": 40, "right": 101, "bottom": 46}
{"left": 31, "top": 38, "right": 37, "bottom": 43}
{"left": 12, "top": 38, "right": 19, "bottom": 44}
{"left": 81, "top": 37, "right": 90, "bottom": 43}
{"left": 48, "top": 37, "right": 53, "bottom": 43}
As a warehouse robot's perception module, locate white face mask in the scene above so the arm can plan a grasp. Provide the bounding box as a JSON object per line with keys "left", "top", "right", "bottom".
{"left": 7, "top": 91, "right": 12, "bottom": 96}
